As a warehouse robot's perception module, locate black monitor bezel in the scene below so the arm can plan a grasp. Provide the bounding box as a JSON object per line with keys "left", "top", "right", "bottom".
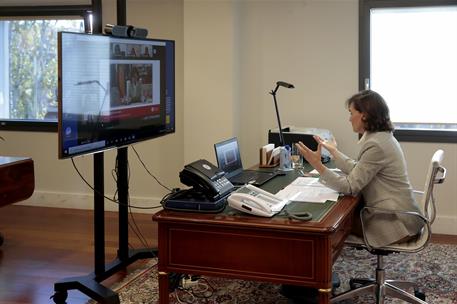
{"left": 57, "top": 31, "right": 175, "bottom": 159}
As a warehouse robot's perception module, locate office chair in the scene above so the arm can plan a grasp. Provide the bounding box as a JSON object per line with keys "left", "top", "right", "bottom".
{"left": 331, "top": 149, "right": 446, "bottom": 304}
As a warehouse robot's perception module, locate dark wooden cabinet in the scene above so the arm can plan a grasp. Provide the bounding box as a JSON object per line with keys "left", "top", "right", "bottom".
{"left": 0, "top": 157, "right": 34, "bottom": 207}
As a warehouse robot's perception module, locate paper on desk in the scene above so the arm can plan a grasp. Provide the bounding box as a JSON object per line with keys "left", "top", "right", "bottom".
{"left": 276, "top": 177, "right": 339, "bottom": 203}
{"left": 309, "top": 168, "right": 343, "bottom": 175}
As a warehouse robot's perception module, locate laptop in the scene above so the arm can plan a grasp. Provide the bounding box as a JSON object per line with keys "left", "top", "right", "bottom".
{"left": 214, "top": 137, "right": 278, "bottom": 187}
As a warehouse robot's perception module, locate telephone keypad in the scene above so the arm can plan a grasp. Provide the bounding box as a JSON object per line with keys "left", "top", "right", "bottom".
{"left": 214, "top": 177, "right": 233, "bottom": 195}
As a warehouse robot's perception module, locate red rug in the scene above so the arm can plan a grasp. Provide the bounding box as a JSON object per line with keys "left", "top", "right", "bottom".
{"left": 106, "top": 243, "right": 457, "bottom": 303}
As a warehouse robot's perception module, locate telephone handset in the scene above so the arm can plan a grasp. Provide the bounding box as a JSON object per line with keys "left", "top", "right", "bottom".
{"left": 179, "top": 159, "right": 234, "bottom": 201}
{"left": 227, "top": 184, "right": 290, "bottom": 217}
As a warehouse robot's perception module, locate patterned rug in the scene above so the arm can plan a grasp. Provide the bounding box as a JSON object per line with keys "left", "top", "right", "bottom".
{"left": 103, "top": 243, "right": 457, "bottom": 303}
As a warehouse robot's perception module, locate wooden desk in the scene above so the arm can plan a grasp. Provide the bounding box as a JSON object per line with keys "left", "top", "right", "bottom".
{"left": 0, "top": 156, "right": 34, "bottom": 207}
{"left": 0, "top": 156, "right": 34, "bottom": 246}
{"left": 153, "top": 170, "right": 358, "bottom": 304}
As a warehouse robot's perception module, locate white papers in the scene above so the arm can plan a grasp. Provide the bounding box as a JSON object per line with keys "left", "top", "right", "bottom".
{"left": 275, "top": 177, "right": 339, "bottom": 203}
{"left": 309, "top": 168, "right": 342, "bottom": 175}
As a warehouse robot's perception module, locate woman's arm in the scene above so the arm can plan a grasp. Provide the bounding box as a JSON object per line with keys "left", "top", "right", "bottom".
{"left": 311, "top": 135, "right": 356, "bottom": 174}
{"left": 319, "top": 141, "right": 385, "bottom": 195}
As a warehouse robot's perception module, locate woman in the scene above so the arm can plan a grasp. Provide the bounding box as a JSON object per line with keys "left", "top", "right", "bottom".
{"left": 296, "top": 90, "right": 423, "bottom": 248}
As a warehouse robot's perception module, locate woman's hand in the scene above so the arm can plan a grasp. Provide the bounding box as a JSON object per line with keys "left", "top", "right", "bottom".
{"left": 295, "top": 141, "right": 326, "bottom": 174}
{"left": 314, "top": 135, "right": 338, "bottom": 156}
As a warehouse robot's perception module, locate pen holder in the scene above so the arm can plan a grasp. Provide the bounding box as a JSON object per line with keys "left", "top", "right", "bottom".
{"left": 279, "top": 146, "right": 293, "bottom": 172}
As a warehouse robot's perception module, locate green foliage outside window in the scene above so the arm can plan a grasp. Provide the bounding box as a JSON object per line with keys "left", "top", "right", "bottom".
{"left": 6, "top": 19, "right": 84, "bottom": 120}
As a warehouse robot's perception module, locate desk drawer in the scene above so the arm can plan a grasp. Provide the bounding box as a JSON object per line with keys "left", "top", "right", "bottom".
{"left": 165, "top": 225, "right": 320, "bottom": 284}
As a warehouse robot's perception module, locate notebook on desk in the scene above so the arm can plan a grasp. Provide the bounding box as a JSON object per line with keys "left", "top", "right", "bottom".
{"left": 214, "top": 137, "right": 278, "bottom": 187}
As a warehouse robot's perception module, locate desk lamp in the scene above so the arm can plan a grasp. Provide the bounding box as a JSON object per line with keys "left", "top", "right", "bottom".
{"left": 269, "top": 81, "right": 295, "bottom": 146}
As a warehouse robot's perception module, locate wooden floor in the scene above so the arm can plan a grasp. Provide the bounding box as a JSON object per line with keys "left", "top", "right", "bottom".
{"left": 0, "top": 205, "right": 456, "bottom": 304}
{"left": 0, "top": 205, "right": 157, "bottom": 304}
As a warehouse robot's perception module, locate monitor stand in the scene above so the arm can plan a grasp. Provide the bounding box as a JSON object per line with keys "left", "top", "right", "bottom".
{"left": 52, "top": 148, "right": 156, "bottom": 304}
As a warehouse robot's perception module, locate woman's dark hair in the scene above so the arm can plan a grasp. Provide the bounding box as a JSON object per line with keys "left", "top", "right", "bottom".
{"left": 345, "top": 90, "right": 394, "bottom": 132}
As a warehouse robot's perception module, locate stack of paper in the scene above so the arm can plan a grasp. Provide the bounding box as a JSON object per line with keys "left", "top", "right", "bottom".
{"left": 309, "top": 168, "right": 343, "bottom": 175}
{"left": 275, "top": 177, "right": 339, "bottom": 203}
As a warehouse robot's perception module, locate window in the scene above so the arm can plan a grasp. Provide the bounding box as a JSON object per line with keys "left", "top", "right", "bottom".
{"left": 360, "top": 0, "right": 457, "bottom": 143}
{"left": 0, "top": 5, "right": 93, "bottom": 132}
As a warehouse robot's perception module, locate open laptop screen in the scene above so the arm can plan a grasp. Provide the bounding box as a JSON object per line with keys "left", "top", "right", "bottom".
{"left": 214, "top": 137, "right": 243, "bottom": 177}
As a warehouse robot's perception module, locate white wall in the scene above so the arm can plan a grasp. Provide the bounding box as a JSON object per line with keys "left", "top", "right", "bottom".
{"left": 0, "top": 0, "right": 185, "bottom": 211}
{"left": 183, "top": 0, "right": 237, "bottom": 164}
{"left": 182, "top": 0, "right": 457, "bottom": 235}
{"left": 1, "top": 0, "right": 456, "bottom": 234}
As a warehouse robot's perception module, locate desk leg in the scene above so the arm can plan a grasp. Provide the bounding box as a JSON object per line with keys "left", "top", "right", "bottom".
{"left": 158, "top": 271, "right": 170, "bottom": 304}
{"left": 318, "top": 288, "right": 331, "bottom": 304}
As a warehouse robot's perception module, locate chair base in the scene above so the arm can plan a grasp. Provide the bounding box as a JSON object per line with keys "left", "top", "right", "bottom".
{"left": 331, "top": 279, "right": 427, "bottom": 304}
{"left": 331, "top": 254, "right": 427, "bottom": 304}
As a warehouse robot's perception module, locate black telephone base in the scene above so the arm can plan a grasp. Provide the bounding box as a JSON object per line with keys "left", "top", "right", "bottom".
{"left": 163, "top": 188, "right": 229, "bottom": 213}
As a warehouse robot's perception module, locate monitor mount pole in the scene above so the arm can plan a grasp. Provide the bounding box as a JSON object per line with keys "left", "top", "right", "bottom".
{"left": 52, "top": 1, "right": 156, "bottom": 303}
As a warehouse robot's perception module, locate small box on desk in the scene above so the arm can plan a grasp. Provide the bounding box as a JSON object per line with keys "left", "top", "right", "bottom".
{"left": 259, "top": 144, "right": 279, "bottom": 168}
{"left": 268, "top": 126, "right": 333, "bottom": 163}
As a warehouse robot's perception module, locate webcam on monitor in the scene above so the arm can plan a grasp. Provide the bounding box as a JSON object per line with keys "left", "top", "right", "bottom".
{"left": 104, "top": 24, "right": 148, "bottom": 39}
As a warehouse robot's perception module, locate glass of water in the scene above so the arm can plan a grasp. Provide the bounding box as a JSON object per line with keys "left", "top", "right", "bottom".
{"left": 291, "top": 144, "right": 303, "bottom": 170}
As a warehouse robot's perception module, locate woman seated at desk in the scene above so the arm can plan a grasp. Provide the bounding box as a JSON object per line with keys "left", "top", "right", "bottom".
{"left": 296, "top": 90, "right": 423, "bottom": 248}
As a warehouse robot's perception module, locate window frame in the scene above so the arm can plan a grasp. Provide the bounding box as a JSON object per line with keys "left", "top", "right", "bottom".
{"left": 0, "top": 3, "right": 96, "bottom": 132}
{"left": 359, "top": 0, "right": 457, "bottom": 143}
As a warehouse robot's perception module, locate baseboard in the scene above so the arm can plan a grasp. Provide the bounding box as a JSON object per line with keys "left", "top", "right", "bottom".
{"left": 431, "top": 215, "right": 457, "bottom": 235}
{"left": 16, "top": 190, "right": 163, "bottom": 214}
{"left": 16, "top": 191, "right": 457, "bottom": 235}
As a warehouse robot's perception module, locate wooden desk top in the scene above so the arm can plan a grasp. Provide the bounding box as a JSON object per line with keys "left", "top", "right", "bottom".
{"left": 154, "top": 167, "right": 358, "bottom": 235}
{"left": 0, "top": 156, "right": 32, "bottom": 167}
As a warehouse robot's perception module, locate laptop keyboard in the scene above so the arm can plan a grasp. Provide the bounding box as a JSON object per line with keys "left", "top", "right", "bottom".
{"left": 230, "top": 171, "right": 275, "bottom": 185}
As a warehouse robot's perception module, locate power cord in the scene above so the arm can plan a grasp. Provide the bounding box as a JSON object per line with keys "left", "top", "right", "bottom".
{"left": 70, "top": 147, "right": 174, "bottom": 255}
{"left": 282, "top": 206, "right": 313, "bottom": 221}
{"left": 173, "top": 275, "right": 215, "bottom": 304}
{"left": 159, "top": 187, "right": 182, "bottom": 208}
{"left": 113, "top": 154, "right": 152, "bottom": 249}
{"left": 130, "top": 145, "right": 172, "bottom": 192}
{"left": 71, "top": 157, "right": 162, "bottom": 210}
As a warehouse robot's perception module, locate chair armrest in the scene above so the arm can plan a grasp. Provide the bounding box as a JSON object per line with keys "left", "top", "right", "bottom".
{"left": 435, "top": 166, "right": 446, "bottom": 184}
{"left": 359, "top": 206, "right": 430, "bottom": 252}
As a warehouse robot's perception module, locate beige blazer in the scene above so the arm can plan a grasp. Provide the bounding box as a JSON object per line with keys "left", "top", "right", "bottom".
{"left": 320, "top": 131, "right": 423, "bottom": 248}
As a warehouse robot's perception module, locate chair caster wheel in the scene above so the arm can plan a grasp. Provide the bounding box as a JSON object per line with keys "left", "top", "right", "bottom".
{"left": 414, "top": 289, "right": 426, "bottom": 301}
{"left": 51, "top": 290, "right": 68, "bottom": 304}
{"left": 349, "top": 278, "right": 370, "bottom": 290}
{"left": 349, "top": 279, "right": 359, "bottom": 290}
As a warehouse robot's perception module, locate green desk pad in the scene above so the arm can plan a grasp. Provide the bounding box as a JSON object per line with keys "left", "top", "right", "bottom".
{"left": 277, "top": 200, "right": 336, "bottom": 222}
{"left": 223, "top": 200, "right": 336, "bottom": 222}
{"left": 224, "top": 163, "right": 339, "bottom": 222}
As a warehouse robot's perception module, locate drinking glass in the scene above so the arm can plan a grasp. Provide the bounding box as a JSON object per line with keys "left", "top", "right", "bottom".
{"left": 291, "top": 144, "right": 303, "bottom": 170}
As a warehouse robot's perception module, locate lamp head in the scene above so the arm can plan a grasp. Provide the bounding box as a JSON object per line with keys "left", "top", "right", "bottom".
{"left": 276, "top": 81, "right": 294, "bottom": 89}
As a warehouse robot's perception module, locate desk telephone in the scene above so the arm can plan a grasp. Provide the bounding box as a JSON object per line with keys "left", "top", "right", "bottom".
{"left": 227, "top": 184, "right": 289, "bottom": 217}
{"left": 179, "top": 159, "right": 234, "bottom": 201}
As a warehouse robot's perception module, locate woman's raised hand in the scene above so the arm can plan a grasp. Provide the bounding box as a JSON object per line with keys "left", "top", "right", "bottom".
{"left": 295, "top": 141, "right": 325, "bottom": 173}
{"left": 313, "top": 135, "right": 338, "bottom": 156}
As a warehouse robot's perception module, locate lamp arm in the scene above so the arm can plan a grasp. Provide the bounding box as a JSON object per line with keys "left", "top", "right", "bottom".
{"left": 272, "top": 84, "right": 280, "bottom": 95}
{"left": 270, "top": 89, "right": 284, "bottom": 146}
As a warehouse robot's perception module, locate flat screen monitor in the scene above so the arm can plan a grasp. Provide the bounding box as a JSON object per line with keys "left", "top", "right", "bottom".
{"left": 58, "top": 32, "right": 175, "bottom": 159}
